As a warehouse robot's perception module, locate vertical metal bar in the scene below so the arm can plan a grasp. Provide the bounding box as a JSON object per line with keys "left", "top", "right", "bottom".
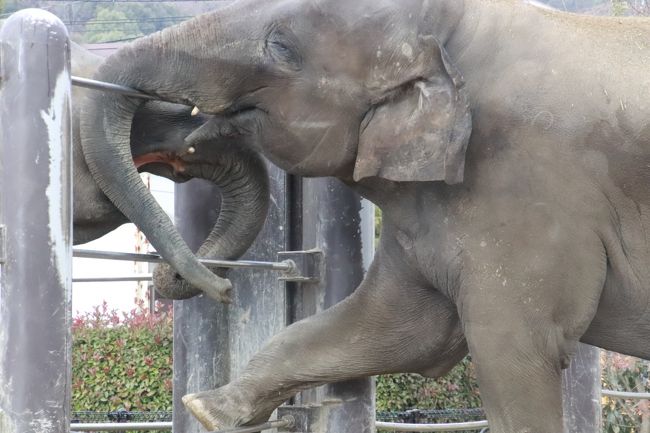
{"left": 173, "top": 178, "right": 230, "bottom": 433}
{"left": 0, "top": 9, "right": 72, "bottom": 433}
{"left": 562, "top": 343, "right": 601, "bottom": 433}
{"left": 296, "top": 178, "right": 375, "bottom": 433}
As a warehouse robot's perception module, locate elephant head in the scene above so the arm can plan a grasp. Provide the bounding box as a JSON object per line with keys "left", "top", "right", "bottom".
{"left": 80, "top": 0, "right": 471, "bottom": 301}
{"left": 72, "top": 43, "right": 269, "bottom": 300}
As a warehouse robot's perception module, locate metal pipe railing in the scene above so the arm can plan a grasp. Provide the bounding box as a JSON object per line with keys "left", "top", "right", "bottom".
{"left": 73, "top": 275, "right": 153, "bottom": 283}
{"left": 67, "top": 390, "right": 650, "bottom": 433}
{"left": 70, "top": 416, "right": 294, "bottom": 432}
{"left": 602, "top": 389, "right": 650, "bottom": 400}
{"left": 73, "top": 249, "right": 295, "bottom": 273}
{"left": 376, "top": 420, "right": 489, "bottom": 432}
{"left": 72, "top": 76, "right": 158, "bottom": 101}
{"left": 71, "top": 422, "right": 171, "bottom": 432}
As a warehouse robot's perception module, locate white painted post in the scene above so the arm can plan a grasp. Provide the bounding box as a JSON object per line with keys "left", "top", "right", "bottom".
{"left": 0, "top": 9, "right": 72, "bottom": 433}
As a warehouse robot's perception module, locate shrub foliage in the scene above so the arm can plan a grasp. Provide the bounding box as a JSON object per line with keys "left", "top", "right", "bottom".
{"left": 71, "top": 300, "right": 173, "bottom": 412}
{"left": 376, "top": 357, "right": 481, "bottom": 412}
{"left": 72, "top": 302, "right": 650, "bottom": 433}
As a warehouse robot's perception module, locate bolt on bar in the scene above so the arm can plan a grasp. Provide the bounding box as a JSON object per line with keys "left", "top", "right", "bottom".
{"left": 72, "top": 76, "right": 159, "bottom": 100}
{"left": 73, "top": 274, "right": 153, "bottom": 283}
{"left": 73, "top": 249, "right": 295, "bottom": 272}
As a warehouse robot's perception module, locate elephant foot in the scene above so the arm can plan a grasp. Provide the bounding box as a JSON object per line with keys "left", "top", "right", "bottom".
{"left": 182, "top": 385, "right": 261, "bottom": 430}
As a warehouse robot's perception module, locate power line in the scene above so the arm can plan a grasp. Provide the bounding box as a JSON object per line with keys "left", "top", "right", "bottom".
{"left": 42, "top": 0, "right": 228, "bottom": 2}
{"left": 65, "top": 16, "right": 192, "bottom": 24}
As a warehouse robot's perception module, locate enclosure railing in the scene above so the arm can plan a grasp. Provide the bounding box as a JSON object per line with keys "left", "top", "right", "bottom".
{"left": 68, "top": 389, "right": 650, "bottom": 433}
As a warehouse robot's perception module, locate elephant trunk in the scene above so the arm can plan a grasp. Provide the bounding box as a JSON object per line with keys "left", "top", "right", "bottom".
{"left": 79, "top": 21, "right": 244, "bottom": 303}
{"left": 153, "top": 142, "right": 269, "bottom": 300}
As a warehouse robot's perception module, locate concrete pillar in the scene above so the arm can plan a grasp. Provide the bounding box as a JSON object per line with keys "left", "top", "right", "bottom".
{"left": 172, "top": 178, "right": 229, "bottom": 433}
{"left": 293, "top": 178, "right": 376, "bottom": 433}
{"left": 562, "top": 343, "right": 602, "bottom": 433}
{"left": 173, "top": 164, "right": 288, "bottom": 432}
{"left": 0, "top": 9, "right": 72, "bottom": 433}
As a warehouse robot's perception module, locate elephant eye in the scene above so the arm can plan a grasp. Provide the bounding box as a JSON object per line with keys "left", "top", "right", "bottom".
{"left": 265, "top": 27, "right": 302, "bottom": 70}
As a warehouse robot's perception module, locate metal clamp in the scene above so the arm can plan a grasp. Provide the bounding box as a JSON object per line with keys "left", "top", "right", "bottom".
{"left": 277, "top": 406, "right": 320, "bottom": 433}
{"left": 277, "top": 250, "right": 322, "bottom": 283}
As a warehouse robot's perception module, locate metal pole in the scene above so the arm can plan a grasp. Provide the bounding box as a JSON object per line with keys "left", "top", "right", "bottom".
{"left": 71, "top": 422, "right": 172, "bottom": 432}
{"left": 0, "top": 9, "right": 72, "bottom": 433}
{"left": 562, "top": 343, "right": 601, "bottom": 433}
{"left": 72, "top": 76, "right": 157, "bottom": 100}
{"left": 73, "top": 275, "right": 153, "bottom": 283}
{"left": 374, "top": 420, "right": 489, "bottom": 432}
{"left": 294, "top": 178, "right": 375, "bottom": 433}
{"left": 73, "top": 249, "right": 294, "bottom": 272}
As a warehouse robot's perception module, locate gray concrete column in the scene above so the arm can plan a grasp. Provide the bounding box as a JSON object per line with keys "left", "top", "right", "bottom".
{"left": 562, "top": 343, "right": 602, "bottom": 433}
{"left": 0, "top": 9, "right": 72, "bottom": 433}
{"left": 173, "top": 164, "right": 288, "bottom": 432}
{"left": 294, "top": 178, "right": 376, "bottom": 433}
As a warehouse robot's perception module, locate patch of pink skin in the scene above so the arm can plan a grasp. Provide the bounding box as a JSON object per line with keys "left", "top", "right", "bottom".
{"left": 133, "top": 151, "right": 187, "bottom": 173}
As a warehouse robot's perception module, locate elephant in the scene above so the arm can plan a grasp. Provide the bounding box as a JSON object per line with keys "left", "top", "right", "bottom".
{"left": 78, "top": 0, "right": 650, "bottom": 431}
{"left": 69, "top": 41, "right": 269, "bottom": 300}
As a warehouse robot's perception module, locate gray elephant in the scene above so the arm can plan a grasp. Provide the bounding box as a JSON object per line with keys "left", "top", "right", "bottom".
{"left": 78, "top": 0, "right": 650, "bottom": 431}
{"left": 70, "top": 42, "right": 269, "bottom": 300}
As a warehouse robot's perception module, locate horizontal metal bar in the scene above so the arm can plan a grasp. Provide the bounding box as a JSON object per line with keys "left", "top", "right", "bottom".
{"left": 71, "top": 421, "right": 171, "bottom": 431}
{"left": 208, "top": 417, "right": 293, "bottom": 433}
{"left": 375, "top": 420, "right": 489, "bottom": 432}
{"left": 72, "top": 76, "right": 158, "bottom": 100}
{"left": 73, "top": 274, "right": 153, "bottom": 283}
{"left": 73, "top": 249, "right": 295, "bottom": 272}
{"left": 602, "top": 389, "right": 650, "bottom": 400}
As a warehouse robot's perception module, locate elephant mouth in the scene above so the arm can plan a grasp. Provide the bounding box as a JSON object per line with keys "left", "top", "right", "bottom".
{"left": 134, "top": 151, "right": 193, "bottom": 182}
{"left": 134, "top": 151, "right": 187, "bottom": 172}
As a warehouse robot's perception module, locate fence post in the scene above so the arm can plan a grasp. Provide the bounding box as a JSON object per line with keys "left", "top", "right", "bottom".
{"left": 562, "top": 343, "right": 601, "bottom": 433}
{"left": 293, "top": 178, "right": 376, "bottom": 433}
{"left": 172, "top": 179, "right": 230, "bottom": 433}
{"left": 0, "top": 9, "right": 72, "bottom": 433}
{"left": 173, "top": 165, "right": 288, "bottom": 433}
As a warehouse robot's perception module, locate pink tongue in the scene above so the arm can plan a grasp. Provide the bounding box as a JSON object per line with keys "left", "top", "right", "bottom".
{"left": 133, "top": 152, "right": 186, "bottom": 173}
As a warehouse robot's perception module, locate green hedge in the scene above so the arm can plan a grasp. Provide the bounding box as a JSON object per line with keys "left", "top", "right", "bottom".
{"left": 72, "top": 300, "right": 173, "bottom": 412}
{"left": 376, "top": 357, "right": 481, "bottom": 412}
{"left": 72, "top": 302, "right": 650, "bottom": 432}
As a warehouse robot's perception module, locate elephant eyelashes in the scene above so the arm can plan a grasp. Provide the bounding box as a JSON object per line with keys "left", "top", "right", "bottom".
{"left": 264, "top": 27, "right": 302, "bottom": 69}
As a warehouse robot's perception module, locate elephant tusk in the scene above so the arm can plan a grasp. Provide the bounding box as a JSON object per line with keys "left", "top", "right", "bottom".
{"left": 187, "top": 146, "right": 196, "bottom": 154}
{"left": 191, "top": 106, "right": 200, "bottom": 116}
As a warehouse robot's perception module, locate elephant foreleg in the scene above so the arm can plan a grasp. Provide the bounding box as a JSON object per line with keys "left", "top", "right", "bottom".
{"left": 459, "top": 212, "right": 606, "bottom": 433}
{"left": 182, "top": 246, "right": 466, "bottom": 430}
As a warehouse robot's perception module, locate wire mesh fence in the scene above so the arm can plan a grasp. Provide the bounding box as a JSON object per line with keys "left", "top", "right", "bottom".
{"left": 72, "top": 410, "right": 172, "bottom": 423}
{"left": 71, "top": 408, "right": 488, "bottom": 432}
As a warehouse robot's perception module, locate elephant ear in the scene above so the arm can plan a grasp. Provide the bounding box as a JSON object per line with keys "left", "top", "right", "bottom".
{"left": 353, "top": 39, "right": 472, "bottom": 184}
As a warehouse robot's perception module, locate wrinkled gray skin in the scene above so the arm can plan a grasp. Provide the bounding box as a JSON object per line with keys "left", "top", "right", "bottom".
{"left": 72, "top": 42, "right": 269, "bottom": 300}
{"left": 80, "top": 0, "right": 650, "bottom": 431}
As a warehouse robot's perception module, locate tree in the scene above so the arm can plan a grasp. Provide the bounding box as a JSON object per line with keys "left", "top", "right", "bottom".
{"left": 83, "top": 7, "right": 143, "bottom": 44}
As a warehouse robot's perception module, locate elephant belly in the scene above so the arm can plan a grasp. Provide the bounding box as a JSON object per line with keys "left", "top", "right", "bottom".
{"left": 581, "top": 207, "right": 650, "bottom": 360}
